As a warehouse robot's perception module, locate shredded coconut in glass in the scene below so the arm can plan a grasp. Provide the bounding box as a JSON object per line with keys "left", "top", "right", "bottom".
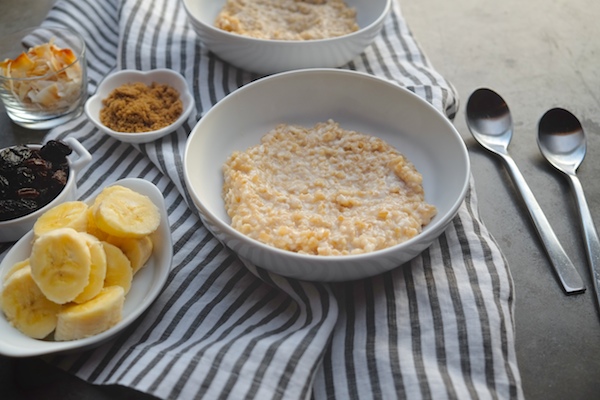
{"left": 0, "top": 39, "right": 83, "bottom": 110}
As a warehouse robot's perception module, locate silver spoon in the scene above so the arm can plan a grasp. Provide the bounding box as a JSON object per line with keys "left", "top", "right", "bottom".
{"left": 538, "top": 108, "right": 600, "bottom": 310}
{"left": 466, "top": 88, "right": 585, "bottom": 294}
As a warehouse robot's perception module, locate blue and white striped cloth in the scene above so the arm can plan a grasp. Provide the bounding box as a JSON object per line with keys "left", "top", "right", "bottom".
{"left": 0, "top": 0, "right": 523, "bottom": 398}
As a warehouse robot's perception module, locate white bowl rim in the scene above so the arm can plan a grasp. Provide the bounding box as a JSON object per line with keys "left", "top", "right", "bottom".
{"left": 184, "top": 68, "right": 470, "bottom": 264}
{"left": 183, "top": 0, "right": 392, "bottom": 44}
{"left": 85, "top": 68, "right": 195, "bottom": 142}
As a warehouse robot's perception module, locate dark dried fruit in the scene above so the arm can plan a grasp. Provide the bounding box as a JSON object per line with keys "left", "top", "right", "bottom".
{"left": 0, "top": 174, "right": 8, "bottom": 191}
{"left": 0, "top": 147, "right": 34, "bottom": 168}
{"left": 39, "top": 140, "right": 72, "bottom": 163}
{"left": 51, "top": 169, "right": 68, "bottom": 186}
{"left": 0, "top": 199, "right": 39, "bottom": 220}
{"left": 0, "top": 140, "right": 72, "bottom": 221}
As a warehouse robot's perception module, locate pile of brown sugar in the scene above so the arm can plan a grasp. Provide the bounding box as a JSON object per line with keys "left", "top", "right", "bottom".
{"left": 100, "top": 82, "right": 183, "bottom": 133}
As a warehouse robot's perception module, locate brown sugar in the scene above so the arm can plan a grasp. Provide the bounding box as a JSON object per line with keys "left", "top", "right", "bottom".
{"left": 100, "top": 82, "right": 183, "bottom": 133}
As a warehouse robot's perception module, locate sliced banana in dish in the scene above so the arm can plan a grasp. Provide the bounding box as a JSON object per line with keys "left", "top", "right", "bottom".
{"left": 73, "top": 234, "right": 107, "bottom": 304}
{"left": 3, "top": 259, "right": 30, "bottom": 282}
{"left": 106, "top": 235, "right": 153, "bottom": 275}
{"left": 101, "top": 241, "right": 133, "bottom": 295}
{"left": 93, "top": 186, "right": 160, "bottom": 239}
{"left": 1, "top": 266, "right": 62, "bottom": 339}
{"left": 54, "top": 285, "right": 125, "bottom": 341}
{"left": 1, "top": 183, "right": 162, "bottom": 341}
{"left": 33, "top": 201, "right": 89, "bottom": 237}
{"left": 29, "top": 227, "right": 92, "bottom": 305}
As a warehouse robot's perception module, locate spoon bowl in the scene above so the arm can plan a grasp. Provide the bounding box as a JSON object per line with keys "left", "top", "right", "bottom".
{"left": 466, "top": 88, "right": 513, "bottom": 153}
{"left": 466, "top": 88, "right": 584, "bottom": 294}
{"left": 538, "top": 108, "right": 586, "bottom": 175}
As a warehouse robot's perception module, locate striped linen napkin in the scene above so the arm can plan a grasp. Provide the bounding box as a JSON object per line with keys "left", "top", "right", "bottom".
{"left": 0, "top": 0, "right": 523, "bottom": 398}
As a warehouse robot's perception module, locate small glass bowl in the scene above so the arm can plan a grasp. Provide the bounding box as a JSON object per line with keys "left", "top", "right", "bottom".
{"left": 0, "top": 26, "right": 88, "bottom": 130}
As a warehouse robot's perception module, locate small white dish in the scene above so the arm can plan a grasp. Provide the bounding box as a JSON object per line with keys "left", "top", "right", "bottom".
{"left": 0, "top": 137, "right": 92, "bottom": 243}
{"left": 0, "top": 178, "right": 173, "bottom": 357}
{"left": 85, "top": 69, "right": 195, "bottom": 143}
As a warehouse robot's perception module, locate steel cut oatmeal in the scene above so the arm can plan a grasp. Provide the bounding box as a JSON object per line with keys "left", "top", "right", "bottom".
{"left": 214, "top": 0, "right": 359, "bottom": 40}
{"left": 222, "top": 120, "right": 437, "bottom": 255}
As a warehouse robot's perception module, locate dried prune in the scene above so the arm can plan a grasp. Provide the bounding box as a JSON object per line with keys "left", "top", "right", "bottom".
{"left": 0, "top": 147, "right": 34, "bottom": 169}
{"left": 0, "top": 140, "right": 72, "bottom": 221}
{"left": 51, "top": 169, "right": 68, "bottom": 187}
{"left": 39, "top": 140, "right": 72, "bottom": 163}
{"left": 0, "top": 174, "right": 8, "bottom": 191}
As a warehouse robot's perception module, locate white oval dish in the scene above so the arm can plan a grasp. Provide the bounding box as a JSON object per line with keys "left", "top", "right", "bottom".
{"left": 183, "top": 0, "right": 391, "bottom": 75}
{"left": 0, "top": 137, "right": 92, "bottom": 243}
{"left": 0, "top": 178, "right": 172, "bottom": 357}
{"left": 184, "top": 68, "right": 470, "bottom": 282}
{"left": 85, "top": 69, "right": 195, "bottom": 143}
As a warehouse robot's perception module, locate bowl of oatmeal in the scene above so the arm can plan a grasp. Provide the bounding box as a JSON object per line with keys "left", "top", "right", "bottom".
{"left": 183, "top": 0, "right": 391, "bottom": 75}
{"left": 184, "top": 69, "right": 469, "bottom": 281}
{"left": 85, "top": 69, "right": 195, "bottom": 144}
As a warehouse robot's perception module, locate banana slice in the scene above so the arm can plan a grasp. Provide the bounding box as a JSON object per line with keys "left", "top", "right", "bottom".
{"left": 73, "top": 234, "right": 107, "bottom": 304}
{"left": 93, "top": 186, "right": 160, "bottom": 238}
{"left": 90, "top": 185, "right": 131, "bottom": 212}
{"left": 1, "top": 266, "right": 62, "bottom": 339}
{"left": 85, "top": 207, "right": 109, "bottom": 241}
{"left": 29, "top": 228, "right": 91, "bottom": 304}
{"left": 33, "top": 201, "right": 89, "bottom": 237}
{"left": 87, "top": 186, "right": 130, "bottom": 237}
{"left": 102, "top": 241, "right": 133, "bottom": 294}
{"left": 106, "top": 235, "right": 153, "bottom": 274}
{"left": 54, "top": 285, "right": 124, "bottom": 341}
{"left": 3, "top": 259, "right": 30, "bottom": 283}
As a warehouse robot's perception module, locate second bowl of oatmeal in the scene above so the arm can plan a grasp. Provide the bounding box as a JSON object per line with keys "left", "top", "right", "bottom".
{"left": 183, "top": 69, "right": 470, "bottom": 282}
{"left": 85, "top": 69, "right": 195, "bottom": 144}
{"left": 183, "top": 0, "right": 392, "bottom": 75}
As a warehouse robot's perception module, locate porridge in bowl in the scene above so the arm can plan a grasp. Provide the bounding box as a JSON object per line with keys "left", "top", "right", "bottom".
{"left": 214, "top": 0, "right": 359, "bottom": 40}
{"left": 222, "top": 120, "right": 437, "bottom": 255}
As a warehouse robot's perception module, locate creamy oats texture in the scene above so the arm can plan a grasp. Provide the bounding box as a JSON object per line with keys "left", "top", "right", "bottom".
{"left": 214, "top": 0, "right": 359, "bottom": 40}
{"left": 222, "top": 120, "right": 437, "bottom": 256}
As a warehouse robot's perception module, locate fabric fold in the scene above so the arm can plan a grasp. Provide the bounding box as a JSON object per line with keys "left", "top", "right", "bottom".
{"left": 0, "top": 0, "right": 522, "bottom": 398}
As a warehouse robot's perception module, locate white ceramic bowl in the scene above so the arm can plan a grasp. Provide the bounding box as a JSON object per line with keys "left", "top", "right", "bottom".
{"left": 184, "top": 69, "right": 470, "bottom": 282}
{"left": 0, "top": 137, "right": 92, "bottom": 243}
{"left": 0, "top": 178, "right": 172, "bottom": 357}
{"left": 85, "top": 69, "right": 195, "bottom": 143}
{"left": 183, "top": 0, "right": 392, "bottom": 75}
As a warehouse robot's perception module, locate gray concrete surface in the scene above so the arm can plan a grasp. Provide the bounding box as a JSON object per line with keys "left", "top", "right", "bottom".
{"left": 1, "top": 0, "right": 599, "bottom": 399}
{"left": 402, "top": 0, "right": 600, "bottom": 399}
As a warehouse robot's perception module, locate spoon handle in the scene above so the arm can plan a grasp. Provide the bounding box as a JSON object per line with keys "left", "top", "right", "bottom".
{"left": 568, "top": 174, "right": 600, "bottom": 312}
{"left": 501, "top": 154, "right": 586, "bottom": 294}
